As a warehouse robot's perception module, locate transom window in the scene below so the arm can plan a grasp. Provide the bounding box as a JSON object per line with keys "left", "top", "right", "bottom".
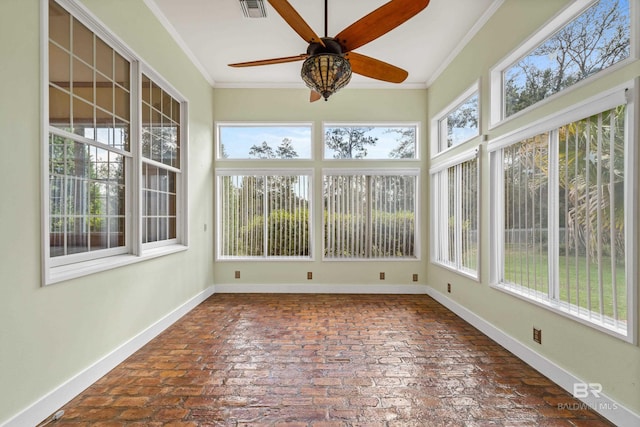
{"left": 431, "top": 84, "right": 480, "bottom": 156}
{"left": 217, "top": 124, "right": 312, "bottom": 159}
{"left": 492, "top": 0, "right": 632, "bottom": 124}
{"left": 323, "top": 124, "right": 418, "bottom": 159}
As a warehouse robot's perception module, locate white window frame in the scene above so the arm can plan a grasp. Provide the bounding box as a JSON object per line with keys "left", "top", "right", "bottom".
{"left": 215, "top": 168, "right": 314, "bottom": 261}
{"left": 322, "top": 168, "right": 420, "bottom": 261}
{"left": 139, "top": 66, "right": 189, "bottom": 251}
{"left": 430, "top": 81, "right": 480, "bottom": 158}
{"left": 322, "top": 122, "right": 420, "bottom": 160}
{"left": 430, "top": 148, "right": 480, "bottom": 280}
{"left": 488, "top": 82, "right": 638, "bottom": 343}
{"left": 489, "top": 0, "right": 639, "bottom": 128}
{"left": 216, "top": 122, "right": 314, "bottom": 161}
{"left": 42, "top": 0, "right": 188, "bottom": 285}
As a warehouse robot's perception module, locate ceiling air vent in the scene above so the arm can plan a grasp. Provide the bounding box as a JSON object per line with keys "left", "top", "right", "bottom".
{"left": 240, "top": 0, "right": 267, "bottom": 18}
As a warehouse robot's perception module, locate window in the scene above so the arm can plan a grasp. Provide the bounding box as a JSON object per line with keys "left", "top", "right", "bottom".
{"left": 431, "top": 151, "right": 479, "bottom": 277}
{"left": 324, "top": 124, "right": 418, "bottom": 159}
{"left": 489, "top": 87, "right": 635, "bottom": 340}
{"left": 431, "top": 84, "right": 480, "bottom": 156}
{"left": 323, "top": 171, "right": 418, "bottom": 259}
{"left": 215, "top": 123, "right": 420, "bottom": 262}
{"left": 45, "top": 0, "right": 187, "bottom": 283}
{"left": 217, "top": 171, "right": 312, "bottom": 259}
{"left": 217, "top": 124, "right": 312, "bottom": 159}
{"left": 141, "top": 74, "right": 182, "bottom": 245}
{"left": 492, "top": 0, "right": 632, "bottom": 124}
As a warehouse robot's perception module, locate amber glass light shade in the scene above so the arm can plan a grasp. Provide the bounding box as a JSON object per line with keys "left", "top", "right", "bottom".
{"left": 301, "top": 54, "right": 352, "bottom": 101}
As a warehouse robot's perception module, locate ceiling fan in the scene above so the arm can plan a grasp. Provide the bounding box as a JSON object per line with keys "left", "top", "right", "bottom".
{"left": 229, "top": 0, "right": 431, "bottom": 101}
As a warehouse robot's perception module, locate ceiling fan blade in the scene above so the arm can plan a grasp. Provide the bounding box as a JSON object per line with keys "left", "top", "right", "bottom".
{"left": 229, "top": 54, "right": 307, "bottom": 67}
{"left": 335, "top": 0, "right": 430, "bottom": 52}
{"left": 345, "top": 52, "right": 408, "bottom": 83}
{"left": 310, "top": 90, "right": 322, "bottom": 102}
{"left": 268, "top": 0, "right": 325, "bottom": 46}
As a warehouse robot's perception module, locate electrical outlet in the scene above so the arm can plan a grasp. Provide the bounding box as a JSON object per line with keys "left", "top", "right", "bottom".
{"left": 533, "top": 327, "right": 542, "bottom": 344}
{"left": 412, "top": 274, "right": 418, "bottom": 282}
{"left": 380, "top": 272, "right": 385, "bottom": 280}
{"left": 235, "top": 270, "right": 240, "bottom": 279}
{"left": 447, "top": 283, "right": 451, "bottom": 293}
{"left": 307, "top": 272, "right": 312, "bottom": 280}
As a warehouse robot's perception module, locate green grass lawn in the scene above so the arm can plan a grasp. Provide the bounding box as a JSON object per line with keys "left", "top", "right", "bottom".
{"left": 503, "top": 248, "right": 627, "bottom": 320}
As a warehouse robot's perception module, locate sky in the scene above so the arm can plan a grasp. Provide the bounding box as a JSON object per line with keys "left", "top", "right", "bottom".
{"left": 218, "top": 125, "right": 416, "bottom": 160}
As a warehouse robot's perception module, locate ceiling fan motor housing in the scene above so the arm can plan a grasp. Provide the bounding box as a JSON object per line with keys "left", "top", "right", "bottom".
{"left": 306, "top": 37, "right": 344, "bottom": 56}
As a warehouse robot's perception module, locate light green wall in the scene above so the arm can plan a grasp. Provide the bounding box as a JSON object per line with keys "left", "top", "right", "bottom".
{"left": 0, "top": 0, "right": 213, "bottom": 424}
{"left": 427, "top": 0, "right": 640, "bottom": 415}
{"left": 212, "top": 88, "right": 429, "bottom": 288}
{"left": 1, "top": 0, "right": 638, "bottom": 424}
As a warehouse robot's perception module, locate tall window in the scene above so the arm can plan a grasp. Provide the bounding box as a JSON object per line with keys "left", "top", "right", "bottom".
{"left": 217, "top": 172, "right": 311, "bottom": 259}
{"left": 46, "top": 0, "right": 187, "bottom": 283}
{"left": 489, "top": 90, "right": 633, "bottom": 339}
{"left": 431, "top": 152, "right": 479, "bottom": 277}
{"left": 493, "top": 0, "right": 631, "bottom": 123}
{"left": 141, "top": 74, "right": 182, "bottom": 245}
{"left": 215, "top": 124, "right": 313, "bottom": 259}
{"left": 323, "top": 172, "right": 417, "bottom": 259}
{"left": 48, "top": 0, "right": 130, "bottom": 261}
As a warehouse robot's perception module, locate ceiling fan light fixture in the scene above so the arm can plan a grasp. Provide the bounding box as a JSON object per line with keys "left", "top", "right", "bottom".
{"left": 301, "top": 53, "right": 352, "bottom": 101}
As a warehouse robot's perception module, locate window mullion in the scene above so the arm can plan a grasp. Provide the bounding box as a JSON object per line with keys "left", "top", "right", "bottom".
{"left": 548, "top": 130, "right": 560, "bottom": 300}
{"left": 455, "top": 165, "right": 463, "bottom": 269}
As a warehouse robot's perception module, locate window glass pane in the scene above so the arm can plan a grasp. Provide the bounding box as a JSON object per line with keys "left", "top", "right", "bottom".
{"left": 432, "top": 156, "right": 478, "bottom": 275}
{"left": 461, "top": 160, "right": 478, "bottom": 272}
{"left": 49, "top": 85, "right": 71, "bottom": 130}
{"left": 558, "top": 106, "right": 626, "bottom": 321}
{"left": 503, "top": 135, "right": 550, "bottom": 294}
{"left": 49, "top": 0, "right": 70, "bottom": 50}
{"left": 323, "top": 174, "right": 416, "bottom": 259}
{"left": 49, "top": 42, "right": 70, "bottom": 86}
{"left": 324, "top": 126, "right": 417, "bottom": 159}
{"left": 504, "top": 0, "right": 630, "bottom": 117}
{"left": 142, "top": 163, "right": 178, "bottom": 244}
{"left": 49, "top": 2, "right": 131, "bottom": 152}
{"left": 218, "top": 125, "right": 312, "bottom": 159}
{"left": 48, "top": 135, "right": 126, "bottom": 257}
{"left": 72, "top": 18, "right": 93, "bottom": 66}
{"left": 218, "top": 174, "right": 311, "bottom": 258}
{"left": 443, "top": 93, "right": 479, "bottom": 149}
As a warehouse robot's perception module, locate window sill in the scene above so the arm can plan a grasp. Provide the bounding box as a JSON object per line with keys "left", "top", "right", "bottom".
{"left": 491, "top": 282, "right": 632, "bottom": 343}
{"left": 46, "top": 244, "right": 188, "bottom": 286}
{"left": 431, "top": 260, "right": 479, "bottom": 282}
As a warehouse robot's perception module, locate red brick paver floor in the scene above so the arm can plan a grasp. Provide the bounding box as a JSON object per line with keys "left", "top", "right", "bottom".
{"left": 49, "top": 294, "right": 613, "bottom": 426}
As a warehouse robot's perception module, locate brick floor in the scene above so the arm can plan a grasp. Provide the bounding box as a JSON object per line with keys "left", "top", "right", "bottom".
{"left": 47, "top": 294, "right": 614, "bottom": 426}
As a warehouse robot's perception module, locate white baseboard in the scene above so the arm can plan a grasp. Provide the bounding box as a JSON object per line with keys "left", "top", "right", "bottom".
{"left": 213, "top": 283, "right": 429, "bottom": 294}
{"left": 425, "top": 287, "right": 640, "bottom": 427}
{"left": 1, "top": 285, "right": 216, "bottom": 427}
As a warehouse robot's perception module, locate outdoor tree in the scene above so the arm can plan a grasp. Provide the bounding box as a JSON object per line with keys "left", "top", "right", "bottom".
{"left": 387, "top": 127, "right": 416, "bottom": 159}
{"left": 505, "top": 0, "right": 629, "bottom": 116}
{"left": 325, "top": 127, "right": 378, "bottom": 159}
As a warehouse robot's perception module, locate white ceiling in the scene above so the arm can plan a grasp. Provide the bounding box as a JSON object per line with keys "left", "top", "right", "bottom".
{"left": 145, "top": 0, "right": 501, "bottom": 88}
